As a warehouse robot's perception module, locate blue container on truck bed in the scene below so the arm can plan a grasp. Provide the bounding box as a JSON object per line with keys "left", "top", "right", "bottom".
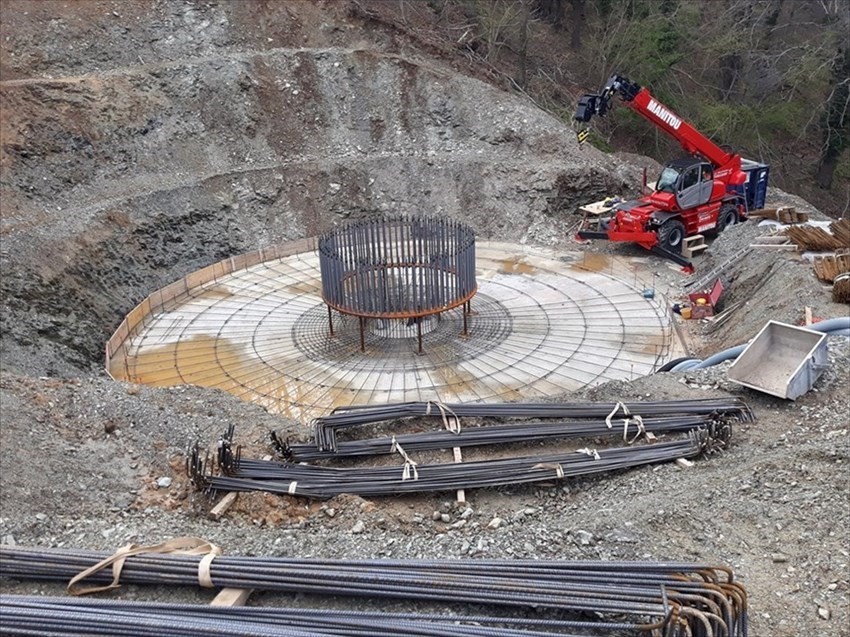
{"left": 740, "top": 159, "right": 770, "bottom": 211}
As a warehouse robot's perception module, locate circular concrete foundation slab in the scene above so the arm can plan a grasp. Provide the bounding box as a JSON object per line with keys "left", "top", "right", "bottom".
{"left": 108, "top": 242, "right": 672, "bottom": 422}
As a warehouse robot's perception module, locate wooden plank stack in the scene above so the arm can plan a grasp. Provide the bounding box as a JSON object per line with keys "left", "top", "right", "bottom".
{"left": 748, "top": 206, "right": 809, "bottom": 224}
{"left": 831, "top": 218, "right": 850, "bottom": 247}
{"left": 813, "top": 252, "right": 850, "bottom": 282}
{"left": 834, "top": 272, "right": 850, "bottom": 304}
{"left": 785, "top": 219, "right": 850, "bottom": 251}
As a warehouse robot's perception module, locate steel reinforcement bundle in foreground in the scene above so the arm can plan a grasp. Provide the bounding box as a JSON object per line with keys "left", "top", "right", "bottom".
{"left": 190, "top": 428, "right": 721, "bottom": 499}
{"left": 310, "top": 398, "right": 755, "bottom": 452}
{"left": 0, "top": 545, "right": 748, "bottom": 637}
{"left": 188, "top": 396, "right": 744, "bottom": 499}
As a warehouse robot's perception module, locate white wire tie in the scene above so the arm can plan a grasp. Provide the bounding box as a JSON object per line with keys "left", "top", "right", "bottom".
{"left": 392, "top": 440, "right": 419, "bottom": 481}
{"left": 68, "top": 537, "right": 222, "bottom": 596}
{"left": 624, "top": 415, "right": 646, "bottom": 445}
{"left": 402, "top": 460, "right": 419, "bottom": 481}
{"left": 393, "top": 439, "right": 410, "bottom": 462}
{"left": 288, "top": 481, "right": 298, "bottom": 495}
{"left": 577, "top": 447, "right": 601, "bottom": 460}
{"left": 432, "top": 400, "right": 461, "bottom": 434}
{"left": 605, "top": 401, "right": 629, "bottom": 429}
{"left": 532, "top": 462, "right": 565, "bottom": 479}
{"left": 197, "top": 550, "right": 220, "bottom": 588}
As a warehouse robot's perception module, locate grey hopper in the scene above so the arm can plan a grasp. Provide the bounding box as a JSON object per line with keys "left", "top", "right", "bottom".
{"left": 728, "top": 320, "right": 829, "bottom": 400}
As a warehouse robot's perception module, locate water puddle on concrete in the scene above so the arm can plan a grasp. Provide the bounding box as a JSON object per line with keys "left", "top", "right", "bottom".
{"left": 284, "top": 280, "right": 321, "bottom": 295}
{"left": 197, "top": 285, "right": 235, "bottom": 300}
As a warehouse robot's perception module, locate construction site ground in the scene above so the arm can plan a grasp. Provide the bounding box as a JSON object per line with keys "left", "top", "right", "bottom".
{"left": 0, "top": 2, "right": 848, "bottom": 635}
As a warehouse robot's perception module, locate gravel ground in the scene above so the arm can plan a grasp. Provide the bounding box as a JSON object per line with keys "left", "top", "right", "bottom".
{"left": 1, "top": 2, "right": 848, "bottom": 635}
{"left": 1, "top": 336, "right": 848, "bottom": 635}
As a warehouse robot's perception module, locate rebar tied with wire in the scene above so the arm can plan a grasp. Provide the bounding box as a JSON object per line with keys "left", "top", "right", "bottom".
{"left": 277, "top": 413, "right": 731, "bottom": 461}
{"left": 0, "top": 595, "right": 704, "bottom": 637}
{"left": 311, "top": 398, "right": 754, "bottom": 451}
{"left": 183, "top": 397, "right": 751, "bottom": 499}
{"left": 188, "top": 427, "right": 722, "bottom": 499}
{"left": 0, "top": 547, "right": 749, "bottom": 637}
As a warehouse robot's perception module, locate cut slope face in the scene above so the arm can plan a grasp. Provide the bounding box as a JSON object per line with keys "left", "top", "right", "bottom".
{"left": 2, "top": 48, "right": 607, "bottom": 227}
{"left": 1, "top": 33, "right": 631, "bottom": 375}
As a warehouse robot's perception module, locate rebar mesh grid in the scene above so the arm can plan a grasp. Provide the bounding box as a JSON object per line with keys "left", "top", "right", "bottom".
{"left": 106, "top": 242, "right": 674, "bottom": 422}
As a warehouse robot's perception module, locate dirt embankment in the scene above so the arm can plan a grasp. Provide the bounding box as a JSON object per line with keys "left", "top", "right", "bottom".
{"left": 1, "top": 1, "right": 634, "bottom": 377}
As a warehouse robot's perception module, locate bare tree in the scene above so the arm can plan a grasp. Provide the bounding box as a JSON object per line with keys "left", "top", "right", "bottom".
{"left": 568, "top": 0, "right": 585, "bottom": 50}
{"left": 816, "top": 48, "right": 850, "bottom": 189}
{"left": 534, "top": 0, "right": 564, "bottom": 26}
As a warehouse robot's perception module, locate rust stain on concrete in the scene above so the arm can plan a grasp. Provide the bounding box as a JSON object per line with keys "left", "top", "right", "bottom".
{"left": 571, "top": 252, "right": 610, "bottom": 272}
{"left": 123, "top": 335, "right": 247, "bottom": 388}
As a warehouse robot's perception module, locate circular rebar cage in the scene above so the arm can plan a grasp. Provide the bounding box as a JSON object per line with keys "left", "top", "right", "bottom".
{"left": 319, "top": 216, "right": 477, "bottom": 321}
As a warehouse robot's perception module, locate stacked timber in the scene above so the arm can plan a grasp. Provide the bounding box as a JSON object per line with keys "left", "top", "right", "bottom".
{"left": 813, "top": 252, "right": 850, "bottom": 282}
{"left": 748, "top": 206, "right": 808, "bottom": 223}
{"left": 749, "top": 233, "right": 794, "bottom": 248}
{"left": 832, "top": 218, "right": 850, "bottom": 246}
{"left": 785, "top": 219, "right": 850, "bottom": 251}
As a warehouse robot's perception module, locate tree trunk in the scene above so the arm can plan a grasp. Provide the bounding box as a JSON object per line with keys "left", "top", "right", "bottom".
{"left": 816, "top": 47, "right": 850, "bottom": 190}
{"left": 569, "top": 0, "right": 585, "bottom": 50}
{"left": 534, "top": 0, "right": 563, "bottom": 27}
{"left": 816, "top": 156, "right": 840, "bottom": 190}
{"left": 517, "top": 1, "right": 530, "bottom": 89}
{"left": 718, "top": 53, "right": 742, "bottom": 101}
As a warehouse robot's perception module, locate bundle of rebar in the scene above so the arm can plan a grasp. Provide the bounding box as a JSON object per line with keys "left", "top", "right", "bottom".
{"left": 0, "top": 546, "right": 749, "bottom": 636}
{"left": 0, "top": 595, "right": 682, "bottom": 637}
{"left": 278, "top": 414, "right": 729, "bottom": 461}
{"left": 311, "top": 398, "right": 754, "bottom": 452}
{"left": 189, "top": 428, "right": 719, "bottom": 499}
{"left": 184, "top": 398, "right": 748, "bottom": 499}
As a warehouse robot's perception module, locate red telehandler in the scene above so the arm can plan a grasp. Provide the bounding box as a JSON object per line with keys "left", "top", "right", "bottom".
{"left": 574, "top": 75, "right": 769, "bottom": 271}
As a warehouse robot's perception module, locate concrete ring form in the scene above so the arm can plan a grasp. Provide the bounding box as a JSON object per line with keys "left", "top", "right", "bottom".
{"left": 106, "top": 240, "right": 672, "bottom": 424}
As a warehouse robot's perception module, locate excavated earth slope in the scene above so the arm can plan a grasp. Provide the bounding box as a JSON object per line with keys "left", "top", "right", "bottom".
{"left": 1, "top": 0, "right": 634, "bottom": 377}
{"left": 0, "top": 2, "right": 848, "bottom": 636}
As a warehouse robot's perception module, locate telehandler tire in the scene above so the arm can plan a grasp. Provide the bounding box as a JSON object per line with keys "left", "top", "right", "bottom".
{"left": 658, "top": 219, "right": 686, "bottom": 254}
{"left": 717, "top": 204, "right": 739, "bottom": 232}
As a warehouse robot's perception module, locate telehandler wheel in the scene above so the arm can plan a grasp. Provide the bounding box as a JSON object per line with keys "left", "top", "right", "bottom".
{"left": 717, "top": 204, "right": 738, "bottom": 232}
{"left": 658, "top": 219, "right": 686, "bottom": 253}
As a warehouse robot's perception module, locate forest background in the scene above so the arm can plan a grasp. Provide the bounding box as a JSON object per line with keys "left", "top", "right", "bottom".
{"left": 360, "top": 0, "right": 850, "bottom": 217}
